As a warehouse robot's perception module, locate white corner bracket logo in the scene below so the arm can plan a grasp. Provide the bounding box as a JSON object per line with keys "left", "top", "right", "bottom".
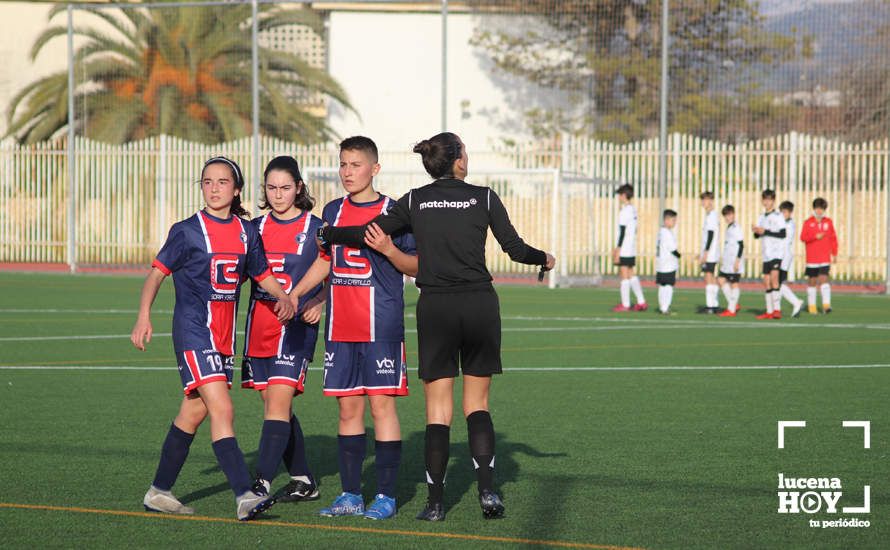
{"left": 776, "top": 420, "right": 871, "bottom": 529}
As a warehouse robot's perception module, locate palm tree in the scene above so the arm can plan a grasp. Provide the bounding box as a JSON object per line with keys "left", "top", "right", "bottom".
{"left": 5, "top": 2, "right": 351, "bottom": 144}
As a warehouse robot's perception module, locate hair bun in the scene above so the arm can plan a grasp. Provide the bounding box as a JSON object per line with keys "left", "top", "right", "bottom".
{"left": 413, "top": 140, "right": 432, "bottom": 155}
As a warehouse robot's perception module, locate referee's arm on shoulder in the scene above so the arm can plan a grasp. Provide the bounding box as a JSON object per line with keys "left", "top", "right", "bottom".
{"left": 325, "top": 193, "right": 412, "bottom": 247}
{"left": 487, "top": 189, "right": 547, "bottom": 265}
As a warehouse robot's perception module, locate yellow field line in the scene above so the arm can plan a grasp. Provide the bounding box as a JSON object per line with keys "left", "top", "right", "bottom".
{"left": 0, "top": 502, "right": 642, "bottom": 550}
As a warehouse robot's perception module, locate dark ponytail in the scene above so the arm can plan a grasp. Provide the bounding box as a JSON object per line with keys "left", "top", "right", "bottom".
{"left": 202, "top": 156, "right": 249, "bottom": 218}
{"left": 260, "top": 155, "right": 315, "bottom": 212}
{"left": 413, "top": 132, "right": 462, "bottom": 179}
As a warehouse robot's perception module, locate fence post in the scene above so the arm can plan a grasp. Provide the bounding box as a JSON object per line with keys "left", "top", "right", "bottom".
{"left": 157, "top": 134, "right": 167, "bottom": 247}
{"left": 441, "top": 0, "right": 448, "bottom": 132}
{"left": 886, "top": 138, "right": 890, "bottom": 293}
{"left": 789, "top": 131, "right": 798, "bottom": 203}
{"left": 559, "top": 134, "right": 570, "bottom": 279}
{"left": 658, "top": 0, "right": 669, "bottom": 220}
{"left": 251, "top": 0, "right": 261, "bottom": 190}
{"left": 66, "top": 4, "right": 76, "bottom": 273}
{"left": 549, "top": 167, "right": 560, "bottom": 289}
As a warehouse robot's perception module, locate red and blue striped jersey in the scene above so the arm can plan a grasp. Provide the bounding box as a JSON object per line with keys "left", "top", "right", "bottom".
{"left": 243, "top": 211, "right": 324, "bottom": 359}
{"left": 152, "top": 210, "right": 271, "bottom": 356}
{"left": 321, "top": 195, "right": 416, "bottom": 343}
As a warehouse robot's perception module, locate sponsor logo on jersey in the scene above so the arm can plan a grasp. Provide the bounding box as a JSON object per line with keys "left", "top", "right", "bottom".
{"left": 419, "top": 199, "right": 476, "bottom": 210}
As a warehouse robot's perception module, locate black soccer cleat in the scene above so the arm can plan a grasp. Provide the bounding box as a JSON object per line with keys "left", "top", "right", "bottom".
{"left": 415, "top": 501, "right": 446, "bottom": 521}
{"left": 275, "top": 478, "right": 320, "bottom": 503}
{"left": 479, "top": 489, "right": 505, "bottom": 519}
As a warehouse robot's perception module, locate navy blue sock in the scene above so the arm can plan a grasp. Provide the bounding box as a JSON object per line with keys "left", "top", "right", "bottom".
{"left": 282, "top": 414, "right": 311, "bottom": 478}
{"left": 256, "top": 419, "right": 291, "bottom": 482}
{"left": 424, "top": 424, "right": 450, "bottom": 505}
{"left": 337, "top": 433, "right": 366, "bottom": 494}
{"left": 152, "top": 423, "right": 194, "bottom": 491}
{"left": 467, "top": 411, "right": 496, "bottom": 494}
{"left": 374, "top": 440, "right": 401, "bottom": 498}
{"left": 211, "top": 437, "right": 252, "bottom": 496}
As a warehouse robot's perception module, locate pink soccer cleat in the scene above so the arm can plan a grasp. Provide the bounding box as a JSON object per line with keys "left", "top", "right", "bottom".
{"left": 611, "top": 304, "right": 631, "bottom": 312}
{"left": 632, "top": 303, "right": 648, "bottom": 312}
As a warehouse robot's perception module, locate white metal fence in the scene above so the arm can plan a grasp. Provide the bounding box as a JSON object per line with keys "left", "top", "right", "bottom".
{"left": 1, "top": 132, "right": 888, "bottom": 283}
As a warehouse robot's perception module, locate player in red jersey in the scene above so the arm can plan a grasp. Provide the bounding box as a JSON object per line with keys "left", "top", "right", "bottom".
{"left": 800, "top": 197, "right": 838, "bottom": 314}
{"left": 241, "top": 156, "right": 326, "bottom": 503}
{"left": 131, "top": 157, "right": 294, "bottom": 521}
{"left": 292, "top": 136, "right": 418, "bottom": 520}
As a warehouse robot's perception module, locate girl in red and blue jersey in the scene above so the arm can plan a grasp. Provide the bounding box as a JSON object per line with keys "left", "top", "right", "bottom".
{"left": 241, "top": 156, "right": 325, "bottom": 503}
{"left": 131, "top": 157, "right": 294, "bottom": 521}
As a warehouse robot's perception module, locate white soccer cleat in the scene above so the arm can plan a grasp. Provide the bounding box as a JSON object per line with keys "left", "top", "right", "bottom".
{"left": 143, "top": 486, "right": 195, "bottom": 515}
{"left": 791, "top": 301, "right": 802, "bottom": 318}
{"left": 236, "top": 479, "right": 274, "bottom": 521}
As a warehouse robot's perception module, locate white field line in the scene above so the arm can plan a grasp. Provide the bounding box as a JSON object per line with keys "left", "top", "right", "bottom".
{"left": 2, "top": 364, "right": 889, "bottom": 372}
{"left": 0, "top": 308, "right": 173, "bottom": 314}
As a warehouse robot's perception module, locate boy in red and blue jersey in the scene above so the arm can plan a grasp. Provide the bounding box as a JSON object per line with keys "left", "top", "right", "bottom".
{"left": 293, "top": 136, "right": 418, "bottom": 520}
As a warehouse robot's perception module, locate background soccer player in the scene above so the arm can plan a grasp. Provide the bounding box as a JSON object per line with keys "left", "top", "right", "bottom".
{"left": 241, "top": 156, "right": 324, "bottom": 504}
{"left": 320, "top": 131, "right": 555, "bottom": 522}
{"left": 612, "top": 183, "right": 647, "bottom": 312}
{"left": 717, "top": 205, "right": 744, "bottom": 317}
{"left": 778, "top": 201, "right": 803, "bottom": 317}
{"left": 699, "top": 191, "right": 720, "bottom": 313}
{"left": 131, "top": 157, "right": 293, "bottom": 521}
{"left": 655, "top": 209, "right": 680, "bottom": 315}
{"left": 293, "top": 136, "right": 417, "bottom": 521}
{"left": 800, "top": 197, "right": 838, "bottom": 314}
{"left": 752, "top": 189, "right": 786, "bottom": 319}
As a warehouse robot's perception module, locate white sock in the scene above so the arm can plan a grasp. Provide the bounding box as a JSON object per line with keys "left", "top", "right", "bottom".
{"left": 780, "top": 284, "right": 802, "bottom": 307}
{"left": 659, "top": 285, "right": 673, "bottom": 312}
{"left": 772, "top": 290, "right": 782, "bottom": 312}
{"left": 706, "top": 284, "right": 719, "bottom": 308}
{"left": 721, "top": 283, "right": 732, "bottom": 305}
{"left": 620, "top": 279, "right": 631, "bottom": 308}
{"left": 630, "top": 276, "right": 646, "bottom": 304}
{"left": 728, "top": 286, "right": 739, "bottom": 311}
{"left": 765, "top": 292, "right": 774, "bottom": 313}
{"left": 807, "top": 287, "right": 817, "bottom": 308}
{"left": 821, "top": 283, "right": 831, "bottom": 307}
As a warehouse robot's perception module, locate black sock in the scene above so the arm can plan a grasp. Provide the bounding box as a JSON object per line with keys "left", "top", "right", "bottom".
{"left": 467, "top": 410, "right": 495, "bottom": 494}
{"left": 256, "top": 419, "right": 291, "bottom": 482}
{"left": 337, "top": 433, "right": 366, "bottom": 494}
{"left": 375, "top": 440, "right": 401, "bottom": 498}
{"left": 211, "top": 437, "right": 252, "bottom": 496}
{"left": 282, "top": 414, "right": 311, "bottom": 479}
{"left": 424, "top": 424, "right": 450, "bottom": 505}
{"left": 152, "top": 423, "right": 194, "bottom": 491}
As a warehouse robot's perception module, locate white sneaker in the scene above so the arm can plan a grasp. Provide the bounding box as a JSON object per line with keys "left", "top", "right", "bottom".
{"left": 791, "top": 300, "right": 802, "bottom": 318}
{"left": 236, "top": 479, "right": 274, "bottom": 521}
{"left": 143, "top": 486, "right": 194, "bottom": 515}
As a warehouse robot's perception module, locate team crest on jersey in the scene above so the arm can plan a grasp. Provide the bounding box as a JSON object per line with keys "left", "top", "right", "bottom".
{"left": 296, "top": 232, "right": 308, "bottom": 243}
{"left": 239, "top": 232, "right": 247, "bottom": 244}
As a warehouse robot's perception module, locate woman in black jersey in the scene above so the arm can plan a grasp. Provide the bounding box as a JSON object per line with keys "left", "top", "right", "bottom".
{"left": 319, "top": 132, "right": 555, "bottom": 521}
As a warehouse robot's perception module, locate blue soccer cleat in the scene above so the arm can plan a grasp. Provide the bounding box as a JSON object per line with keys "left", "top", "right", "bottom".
{"left": 363, "top": 494, "right": 396, "bottom": 520}
{"left": 318, "top": 492, "right": 364, "bottom": 517}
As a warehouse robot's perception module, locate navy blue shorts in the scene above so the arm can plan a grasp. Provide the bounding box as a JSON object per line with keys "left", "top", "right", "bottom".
{"left": 322, "top": 341, "right": 408, "bottom": 397}
{"left": 241, "top": 355, "right": 310, "bottom": 394}
{"left": 177, "top": 349, "right": 234, "bottom": 395}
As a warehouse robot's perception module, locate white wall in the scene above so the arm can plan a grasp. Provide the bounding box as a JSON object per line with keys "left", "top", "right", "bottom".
{"left": 326, "top": 11, "right": 565, "bottom": 152}
{"left": 0, "top": 3, "right": 67, "bottom": 136}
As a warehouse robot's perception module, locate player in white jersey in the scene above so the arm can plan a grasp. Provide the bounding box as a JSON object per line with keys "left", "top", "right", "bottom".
{"left": 752, "top": 189, "right": 786, "bottom": 319}
{"left": 655, "top": 210, "right": 680, "bottom": 315}
{"left": 699, "top": 192, "right": 720, "bottom": 313}
{"left": 777, "top": 201, "right": 803, "bottom": 317}
{"left": 717, "top": 205, "right": 744, "bottom": 317}
{"left": 611, "top": 184, "right": 647, "bottom": 312}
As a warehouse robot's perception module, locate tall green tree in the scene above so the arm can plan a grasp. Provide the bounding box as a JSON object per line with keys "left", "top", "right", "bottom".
{"left": 469, "top": 0, "right": 797, "bottom": 143}
{"left": 6, "top": 3, "right": 350, "bottom": 144}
